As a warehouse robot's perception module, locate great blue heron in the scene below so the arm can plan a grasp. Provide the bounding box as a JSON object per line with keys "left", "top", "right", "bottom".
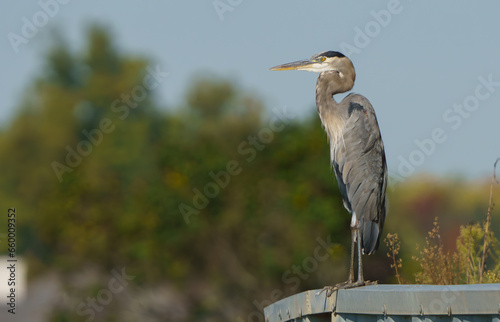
{"left": 270, "top": 51, "right": 387, "bottom": 294}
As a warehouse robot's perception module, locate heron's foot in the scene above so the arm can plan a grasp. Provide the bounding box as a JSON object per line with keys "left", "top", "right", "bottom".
{"left": 316, "top": 280, "right": 378, "bottom": 297}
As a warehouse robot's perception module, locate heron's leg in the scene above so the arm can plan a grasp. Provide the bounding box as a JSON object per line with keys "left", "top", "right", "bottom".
{"left": 317, "top": 229, "right": 356, "bottom": 297}
{"left": 317, "top": 228, "right": 378, "bottom": 297}
{"left": 350, "top": 230, "right": 377, "bottom": 287}
{"left": 317, "top": 229, "right": 380, "bottom": 297}
{"left": 348, "top": 228, "right": 356, "bottom": 283}
{"left": 357, "top": 231, "right": 363, "bottom": 282}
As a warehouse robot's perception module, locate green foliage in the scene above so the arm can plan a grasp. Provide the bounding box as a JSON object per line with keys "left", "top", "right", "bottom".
{"left": 389, "top": 217, "right": 500, "bottom": 284}
{"left": 456, "top": 223, "right": 486, "bottom": 283}
{"left": 386, "top": 169, "right": 500, "bottom": 285}
{"left": 0, "top": 26, "right": 355, "bottom": 320}
{"left": 384, "top": 233, "right": 403, "bottom": 284}
{"left": 413, "top": 218, "right": 462, "bottom": 284}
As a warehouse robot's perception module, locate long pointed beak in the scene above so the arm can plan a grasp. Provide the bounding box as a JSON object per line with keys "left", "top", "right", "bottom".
{"left": 269, "top": 59, "right": 315, "bottom": 71}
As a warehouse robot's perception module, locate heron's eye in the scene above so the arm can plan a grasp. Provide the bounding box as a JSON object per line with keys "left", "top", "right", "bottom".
{"left": 320, "top": 57, "right": 326, "bottom": 62}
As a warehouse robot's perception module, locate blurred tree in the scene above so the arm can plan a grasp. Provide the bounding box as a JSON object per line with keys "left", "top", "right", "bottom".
{"left": 0, "top": 25, "right": 353, "bottom": 321}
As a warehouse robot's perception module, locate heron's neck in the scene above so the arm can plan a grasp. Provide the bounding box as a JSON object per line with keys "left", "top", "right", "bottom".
{"left": 315, "top": 71, "right": 354, "bottom": 114}
{"left": 316, "top": 89, "right": 336, "bottom": 116}
{"left": 315, "top": 78, "right": 339, "bottom": 116}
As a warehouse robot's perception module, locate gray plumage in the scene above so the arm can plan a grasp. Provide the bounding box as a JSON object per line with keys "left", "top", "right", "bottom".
{"left": 316, "top": 70, "right": 387, "bottom": 255}
{"left": 271, "top": 50, "right": 387, "bottom": 290}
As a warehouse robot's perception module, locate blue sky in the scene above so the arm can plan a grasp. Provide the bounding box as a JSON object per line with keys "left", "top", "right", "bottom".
{"left": 1, "top": 1, "right": 500, "bottom": 179}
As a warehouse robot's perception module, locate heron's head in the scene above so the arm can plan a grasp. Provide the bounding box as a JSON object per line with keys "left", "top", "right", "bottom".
{"left": 270, "top": 51, "right": 356, "bottom": 93}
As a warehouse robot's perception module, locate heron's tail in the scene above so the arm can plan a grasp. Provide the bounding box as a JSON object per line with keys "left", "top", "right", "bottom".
{"left": 361, "top": 220, "right": 380, "bottom": 255}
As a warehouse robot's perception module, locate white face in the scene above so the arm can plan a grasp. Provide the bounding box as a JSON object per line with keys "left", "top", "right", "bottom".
{"left": 270, "top": 55, "right": 348, "bottom": 75}
{"left": 299, "top": 62, "right": 336, "bottom": 73}
{"left": 298, "top": 56, "right": 343, "bottom": 73}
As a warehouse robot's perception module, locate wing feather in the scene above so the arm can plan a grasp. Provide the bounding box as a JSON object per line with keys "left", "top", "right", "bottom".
{"left": 327, "top": 100, "right": 387, "bottom": 254}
